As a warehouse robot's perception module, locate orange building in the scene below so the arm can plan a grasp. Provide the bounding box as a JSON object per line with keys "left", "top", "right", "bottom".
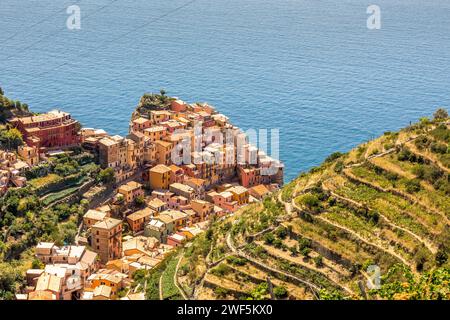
{"left": 91, "top": 218, "right": 123, "bottom": 264}
{"left": 126, "top": 208, "right": 154, "bottom": 233}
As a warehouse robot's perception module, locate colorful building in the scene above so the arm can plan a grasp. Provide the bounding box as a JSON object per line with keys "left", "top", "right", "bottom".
{"left": 10, "top": 110, "right": 80, "bottom": 151}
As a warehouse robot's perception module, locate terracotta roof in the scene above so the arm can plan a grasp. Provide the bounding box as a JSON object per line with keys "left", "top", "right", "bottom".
{"left": 227, "top": 185, "right": 248, "bottom": 195}
{"left": 35, "top": 273, "right": 62, "bottom": 293}
{"left": 150, "top": 164, "right": 171, "bottom": 174}
{"left": 157, "top": 210, "right": 187, "bottom": 224}
{"left": 132, "top": 117, "right": 150, "bottom": 124}
{"left": 118, "top": 181, "right": 142, "bottom": 192}
{"left": 148, "top": 198, "right": 167, "bottom": 209}
{"left": 186, "top": 177, "right": 205, "bottom": 187}
{"left": 28, "top": 291, "right": 55, "bottom": 300}
{"left": 92, "top": 217, "right": 122, "bottom": 230}
{"left": 127, "top": 207, "right": 154, "bottom": 222}
{"left": 93, "top": 285, "right": 112, "bottom": 298}
{"left": 84, "top": 209, "right": 107, "bottom": 221}
{"left": 250, "top": 184, "right": 270, "bottom": 197}
{"left": 170, "top": 183, "right": 194, "bottom": 193}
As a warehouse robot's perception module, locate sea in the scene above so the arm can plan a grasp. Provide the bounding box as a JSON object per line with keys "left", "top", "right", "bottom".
{"left": 1, "top": 0, "right": 450, "bottom": 182}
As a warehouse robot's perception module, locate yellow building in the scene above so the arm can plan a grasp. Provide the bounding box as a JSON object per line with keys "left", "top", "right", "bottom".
{"left": 155, "top": 140, "right": 173, "bottom": 165}
{"left": 117, "top": 181, "right": 144, "bottom": 204}
{"left": 88, "top": 271, "right": 124, "bottom": 299}
{"left": 17, "top": 145, "right": 39, "bottom": 166}
{"left": 150, "top": 110, "right": 172, "bottom": 124}
{"left": 227, "top": 185, "right": 249, "bottom": 206}
{"left": 149, "top": 164, "right": 171, "bottom": 190}
{"left": 190, "top": 199, "right": 214, "bottom": 221}
{"left": 144, "top": 126, "right": 166, "bottom": 142}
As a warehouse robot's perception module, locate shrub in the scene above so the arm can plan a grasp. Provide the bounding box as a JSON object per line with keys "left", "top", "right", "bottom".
{"left": 433, "top": 108, "right": 448, "bottom": 121}
{"left": 430, "top": 142, "right": 447, "bottom": 154}
{"left": 211, "top": 263, "right": 231, "bottom": 276}
{"left": 298, "top": 237, "right": 312, "bottom": 251}
{"left": 226, "top": 256, "right": 247, "bottom": 266}
{"left": 414, "top": 136, "right": 431, "bottom": 150}
{"left": 273, "top": 239, "right": 283, "bottom": 249}
{"left": 405, "top": 179, "right": 421, "bottom": 193}
{"left": 273, "top": 286, "right": 288, "bottom": 299}
{"left": 301, "top": 194, "right": 320, "bottom": 210}
{"left": 325, "top": 152, "right": 344, "bottom": 163}
{"left": 97, "top": 167, "right": 115, "bottom": 184}
{"left": 314, "top": 255, "right": 324, "bottom": 267}
{"left": 275, "top": 227, "right": 288, "bottom": 239}
{"left": 263, "top": 232, "right": 275, "bottom": 245}
{"left": 435, "top": 248, "right": 448, "bottom": 266}
{"left": 301, "top": 247, "right": 311, "bottom": 257}
{"left": 214, "top": 287, "right": 229, "bottom": 298}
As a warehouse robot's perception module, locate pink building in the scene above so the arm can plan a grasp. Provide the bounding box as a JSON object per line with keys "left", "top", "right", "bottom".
{"left": 213, "top": 191, "right": 238, "bottom": 212}
{"left": 167, "top": 233, "right": 186, "bottom": 247}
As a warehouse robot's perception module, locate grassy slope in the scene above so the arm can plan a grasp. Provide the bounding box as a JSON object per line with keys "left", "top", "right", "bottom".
{"left": 181, "top": 118, "right": 450, "bottom": 300}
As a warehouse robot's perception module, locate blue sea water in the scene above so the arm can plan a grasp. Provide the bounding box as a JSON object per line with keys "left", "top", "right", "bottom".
{"left": 1, "top": 0, "right": 450, "bottom": 182}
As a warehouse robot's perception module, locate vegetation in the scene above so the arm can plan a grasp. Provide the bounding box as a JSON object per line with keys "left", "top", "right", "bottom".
{"left": 181, "top": 109, "right": 449, "bottom": 300}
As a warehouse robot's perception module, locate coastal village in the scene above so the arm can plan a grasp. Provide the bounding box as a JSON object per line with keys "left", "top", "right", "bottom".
{"left": 0, "top": 93, "right": 283, "bottom": 300}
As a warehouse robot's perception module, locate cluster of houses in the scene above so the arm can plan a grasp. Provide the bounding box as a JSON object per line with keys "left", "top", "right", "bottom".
{"left": 4, "top": 96, "right": 284, "bottom": 300}
{"left": 81, "top": 98, "right": 284, "bottom": 187}
{"left": 0, "top": 145, "right": 39, "bottom": 193}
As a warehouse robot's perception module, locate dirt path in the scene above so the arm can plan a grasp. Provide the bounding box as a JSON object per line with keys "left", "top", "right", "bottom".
{"left": 159, "top": 274, "right": 163, "bottom": 300}
{"left": 174, "top": 253, "right": 188, "bottom": 300}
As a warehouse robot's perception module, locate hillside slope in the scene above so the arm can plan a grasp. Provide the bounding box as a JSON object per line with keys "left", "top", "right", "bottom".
{"left": 175, "top": 112, "right": 450, "bottom": 300}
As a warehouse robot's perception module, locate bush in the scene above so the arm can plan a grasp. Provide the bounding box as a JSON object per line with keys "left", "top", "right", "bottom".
{"left": 414, "top": 136, "right": 431, "bottom": 150}
{"left": 97, "top": 167, "right": 115, "bottom": 184}
{"left": 405, "top": 179, "right": 421, "bottom": 193}
{"left": 263, "top": 232, "right": 275, "bottom": 245}
{"left": 273, "top": 238, "right": 283, "bottom": 249}
{"left": 433, "top": 108, "right": 448, "bottom": 121}
{"left": 334, "top": 160, "right": 344, "bottom": 173}
{"left": 325, "top": 152, "right": 344, "bottom": 163}
{"left": 273, "top": 286, "right": 288, "bottom": 299}
{"left": 435, "top": 248, "right": 448, "bottom": 266}
{"left": 211, "top": 263, "right": 231, "bottom": 276}
{"left": 314, "top": 255, "right": 324, "bottom": 267}
{"left": 214, "top": 287, "right": 229, "bottom": 298}
{"left": 275, "top": 227, "right": 288, "bottom": 239}
{"left": 301, "top": 194, "right": 321, "bottom": 211}
{"left": 300, "top": 247, "right": 311, "bottom": 257}
{"left": 226, "top": 256, "right": 247, "bottom": 266}
{"left": 430, "top": 142, "right": 447, "bottom": 154}
{"left": 298, "top": 237, "right": 312, "bottom": 251}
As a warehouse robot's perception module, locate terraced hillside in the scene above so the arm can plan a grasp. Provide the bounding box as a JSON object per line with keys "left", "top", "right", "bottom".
{"left": 178, "top": 112, "right": 450, "bottom": 300}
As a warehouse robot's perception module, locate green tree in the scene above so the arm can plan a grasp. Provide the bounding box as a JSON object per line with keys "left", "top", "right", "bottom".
{"left": 273, "top": 286, "right": 288, "bottom": 299}
{"left": 97, "top": 167, "right": 115, "bottom": 184}
{"left": 433, "top": 108, "right": 448, "bottom": 121}
{"left": 134, "top": 195, "right": 145, "bottom": 207}
{"left": 0, "top": 128, "right": 23, "bottom": 150}
{"left": 263, "top": 232, "right": 275, "bottom": 245}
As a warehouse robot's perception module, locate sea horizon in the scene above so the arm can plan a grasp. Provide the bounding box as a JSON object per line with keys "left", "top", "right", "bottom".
{"left": 2, "top": 0, "right": 450, "bottom": 181}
